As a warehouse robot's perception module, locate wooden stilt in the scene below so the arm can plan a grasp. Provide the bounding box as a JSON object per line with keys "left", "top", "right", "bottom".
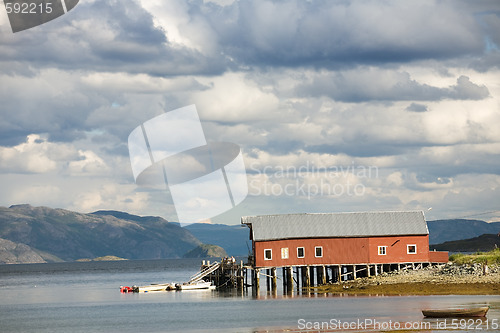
{"left": 238, "top": 261, "right": 244, "bottom": 289}
{"left": 255, "top": 269, "right": 260, "bottom": 291}
{"left": 282, "top": 267, "right": 287, "bottom": 291}
{"left": 309, "top": 266, "right": 314, "bottom": 286}
{"left": 286, "top": 267, "right": 293, "bottom": 292}
{"left": 305, "top": 266, "right": 310, "bottom": 287}
{"left": 296, "top": 267, "right": 300, "bottom": 290}
{"left": 271, "top": 267, "right": 277, "bottom": 291}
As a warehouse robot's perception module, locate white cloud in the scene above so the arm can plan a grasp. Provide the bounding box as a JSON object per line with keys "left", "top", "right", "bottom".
{"left": 0, "top": 0, "right": 499, "bottom": 223}
{"left": 191, "top": 72, "right": 281, "bottom": 122}
{"left": 69, "top": 183, "right": 150, "bottom": 213}
{"left": 0, "top": 135, "right": 58, "bottom": 173}
{"left": 66, "top": 150, "right": 109, "bottom": 175}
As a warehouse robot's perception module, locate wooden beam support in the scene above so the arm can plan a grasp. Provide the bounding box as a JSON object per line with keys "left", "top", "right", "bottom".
{"left": 271, "top": 267, "right": 277, "bottom": 291}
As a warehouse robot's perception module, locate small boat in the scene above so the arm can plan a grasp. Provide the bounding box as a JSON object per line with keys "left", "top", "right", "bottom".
{"left": 176, "top": 281, "right": 216, "bottom": 291}
{"left": 137, "top": 283, "right": 176, "bottom": 292}
{"left": 422, "top": 307, "right": 489, "bottom": 318}
{"left": 120, "top": 285, "right": 138, "bottom": 293}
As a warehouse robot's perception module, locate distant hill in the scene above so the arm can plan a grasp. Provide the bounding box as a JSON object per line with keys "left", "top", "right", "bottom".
{"left": 3, "top": 205, "right": 499, "bottom": 264}
{"left": 183, "top": 244, "right": 228, "bottom": 258}
{"left": 0, "top": 205, "right": 201, "bottom": 262}
{"left": 184, "top": 223, "right": 251, "bottom": 256}
{"left": 430, "top": 234, "right": 500, "bottom": 252}
{"left": 0, "top": 237, "right": 46, "bottom": 264}
{"left": 184, "top": 219, "right": 500, "bottom": 256}
{"left": 76, "top": 255, "right": 128, "bottom": 262}
{"left": 427, "top": 219, "right": 500, "bottom": 244}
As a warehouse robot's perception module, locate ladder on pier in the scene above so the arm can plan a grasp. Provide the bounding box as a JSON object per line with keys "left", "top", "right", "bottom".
{"left": 188, "top": 261, "right": 220, "bottom": 284}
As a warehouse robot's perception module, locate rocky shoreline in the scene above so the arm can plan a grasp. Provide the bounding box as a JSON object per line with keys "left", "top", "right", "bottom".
{"left": 312, "top": 263, "right": 500, "bottom": 295}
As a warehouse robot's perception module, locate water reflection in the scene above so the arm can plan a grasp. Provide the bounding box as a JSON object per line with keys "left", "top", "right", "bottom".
{"left": 0, "top": 260, "right": 498, "bottom": 333}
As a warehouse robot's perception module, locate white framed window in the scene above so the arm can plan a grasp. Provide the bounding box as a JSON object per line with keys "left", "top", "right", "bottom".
{"left": 315, "top": 246, "right": 323, "bottom": 258}
{"left": 281, "top": 247, "right": 289, "bottom": 259}
{"left": 378, "top": 246, "right": 387, "bottom": 255}
{"left": 264, "top": 249, "right": 272, "bottom": 260}
{"left": 297, "top": 247, "right": 305, "bottom": 258}
{"left": 407, "top": 244, "right": 417, "bottom": 254}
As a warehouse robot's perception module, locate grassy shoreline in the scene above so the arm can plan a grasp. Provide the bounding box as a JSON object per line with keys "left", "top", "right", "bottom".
{"left": 449, "top": 248, "right": 500, "bottom": 265}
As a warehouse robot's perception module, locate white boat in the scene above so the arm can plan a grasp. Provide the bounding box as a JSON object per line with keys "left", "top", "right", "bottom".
{"left": 138, "top": 283, "right": 176, "bottom": 292}
{"left": 176, "top": 281, "right": 216, "bottom": 290}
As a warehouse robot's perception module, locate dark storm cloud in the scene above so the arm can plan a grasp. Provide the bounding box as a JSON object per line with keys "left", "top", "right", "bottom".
{"left": 296, "top": 73, "right": 489, "bottom": 102}
{"left": 0, "top": 0, "right": 228, "bottom": 76}
{"left": 448, "top": 75, "right": 490, "bottom": 99}
{"left": 406, "top": 103, "right": 428, "bottom": 112}
{"left": 209, "top": 0, "right": 486, "bottom": 68}
{"left": 305, "top": 142, "right": 415, "bottom": 158}
{"left": 0, "top": 72, "right": 96, "bottom": 146}
{"left": 0, "top": 0, "right": 495, "bottom": 77}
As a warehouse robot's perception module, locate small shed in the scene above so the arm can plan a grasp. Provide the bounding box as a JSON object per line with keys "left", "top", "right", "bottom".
{"left": 242, "top": 211, "right": 448, "bottom": 268}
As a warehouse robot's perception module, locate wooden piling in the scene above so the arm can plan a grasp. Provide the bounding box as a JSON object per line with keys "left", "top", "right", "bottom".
{"left": 282, "top": 267, "right": 287, "bottom": 291}
{"left": 255, "top": 269, "right": 260, "bottom": 291}
{"left": 310, "top": 266, "right": 315, "bottom": 286}
{"left": 295, "top": 267, "right": 301, "bottom": 290}
{"left": 238, "top": 261, "right": 244, "bottom": 289}
{"left": 305, "top": 266, "right": 310, "bottom": 287}
{"left": 271, "top": 267, "right": 277, "bottom": 291}
{"left": 286, "top": 267, "right": 293, "bottom": 292}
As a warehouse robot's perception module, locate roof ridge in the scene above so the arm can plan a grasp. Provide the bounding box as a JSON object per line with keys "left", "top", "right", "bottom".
{"left": 242, "top": 210, "right": 424, "bottom": 219}
{"left": 241, "top": 211, "right": 428, "bottom": 241}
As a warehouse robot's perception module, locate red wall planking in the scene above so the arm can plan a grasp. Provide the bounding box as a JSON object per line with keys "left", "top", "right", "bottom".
{"left": 253, "top": 235, "right": 434, "bottom": 268}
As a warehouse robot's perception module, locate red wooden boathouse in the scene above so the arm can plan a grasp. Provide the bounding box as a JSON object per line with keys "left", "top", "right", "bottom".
{"left": 242, "top": 211, "right": 448, "bottom": 269}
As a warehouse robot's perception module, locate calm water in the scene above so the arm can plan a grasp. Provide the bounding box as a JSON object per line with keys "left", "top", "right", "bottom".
{"left": 0, "top": 259, "right": 499, "bottom": 332}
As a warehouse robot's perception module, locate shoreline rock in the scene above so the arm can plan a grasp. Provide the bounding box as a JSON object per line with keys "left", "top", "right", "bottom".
{"left": 311, "top": 263, "right": 500, "bottom": 295}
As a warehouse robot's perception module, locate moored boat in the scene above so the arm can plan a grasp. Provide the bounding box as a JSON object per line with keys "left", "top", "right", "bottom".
{"left": 120, "top": 285, "right": 138, "bottom": 293}
{"left": 138, "top": 283, "right": 176, "bottom": 292}
{"left": 176, "top": 281, "right": 215, "bottom": 290}
{"left": 422, "top": 307, "right": 489, "bottom": 318}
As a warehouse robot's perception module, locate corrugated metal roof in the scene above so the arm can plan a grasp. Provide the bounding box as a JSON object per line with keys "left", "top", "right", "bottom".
{"left": 241, "top": 211, "right": 428, "bottom": 241}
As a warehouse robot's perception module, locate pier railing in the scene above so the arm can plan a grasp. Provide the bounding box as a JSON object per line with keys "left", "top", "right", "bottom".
{"left": 189, "top": 261, "right": 221, "bottom": 284}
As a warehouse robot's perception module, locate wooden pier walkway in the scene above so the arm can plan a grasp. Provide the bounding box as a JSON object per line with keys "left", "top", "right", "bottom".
{"left": 199, "top": 258, "right": 444, "bottom": 293}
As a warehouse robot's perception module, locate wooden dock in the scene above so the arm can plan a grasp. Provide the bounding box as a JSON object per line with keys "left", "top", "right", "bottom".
{"left": 199, "top": 257, "right": 444, "bottom": 293}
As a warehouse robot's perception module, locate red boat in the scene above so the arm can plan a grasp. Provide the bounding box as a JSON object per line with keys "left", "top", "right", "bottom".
{"left": 120, "top": 286, "right": 138, "bottom": 293}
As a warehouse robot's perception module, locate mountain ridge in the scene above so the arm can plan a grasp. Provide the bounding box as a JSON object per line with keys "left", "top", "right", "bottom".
{"left": 0, "top": 205, "right": 201, "bottom": 262}
{"left": 1, "top": 205, "right": 499, "bottom": 264}
{"left": 427, "top": 219, "right": 500, "bottom": 244}
{"left": 430, "top": 233, "right": 500, "bottom": 252}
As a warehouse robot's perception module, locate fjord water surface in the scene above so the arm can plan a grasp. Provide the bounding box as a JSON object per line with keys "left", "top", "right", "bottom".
{"left": 0, "top": 259, "right": 498, "bottom": 332}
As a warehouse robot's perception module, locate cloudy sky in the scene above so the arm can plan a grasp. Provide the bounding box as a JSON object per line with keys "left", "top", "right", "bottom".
{"left": 0, "top": 0, "right": 499, "bottom": 224}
